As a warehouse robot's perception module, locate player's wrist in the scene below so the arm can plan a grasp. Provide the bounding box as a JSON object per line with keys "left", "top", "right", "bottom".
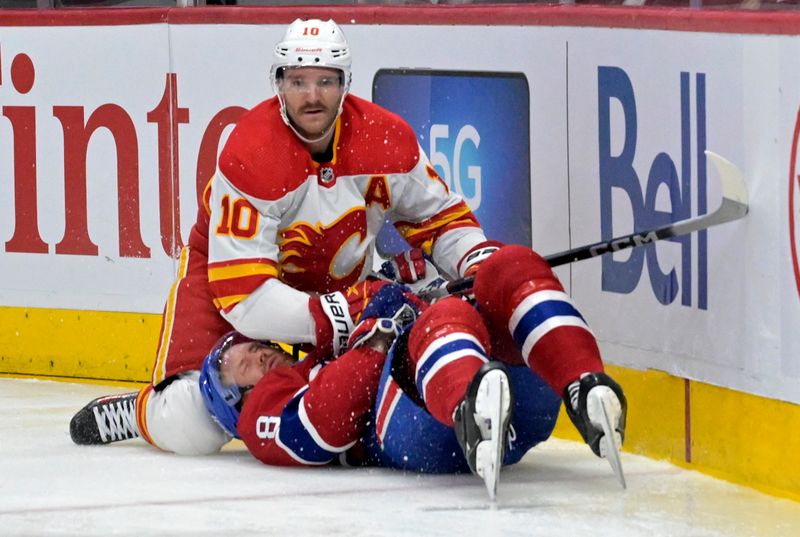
{"left": 457, "top": 240, "right": 504, "bottom": 278}
{"left": 312, "top": 291, "right": 354, "bottom": 356}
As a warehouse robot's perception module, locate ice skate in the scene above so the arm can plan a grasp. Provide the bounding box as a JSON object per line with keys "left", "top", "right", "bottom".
{"left": 70, "top": 392, "right": 140, "bottom": 445}
{"left": 564, "top": 373, "right": 627, "bottom": 488}
{"left": 454, "top": 362, "right": 513, "bottom": 501}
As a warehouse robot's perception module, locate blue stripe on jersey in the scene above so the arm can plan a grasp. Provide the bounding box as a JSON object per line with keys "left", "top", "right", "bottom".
{"left": 415, "top": 338, "right": 485, "bottom": 397}
{"left": 278, "top": 389, "right": 336, "bottom": 465}
{"left": 511, "top": 299, "right": 586, "bottom": 348}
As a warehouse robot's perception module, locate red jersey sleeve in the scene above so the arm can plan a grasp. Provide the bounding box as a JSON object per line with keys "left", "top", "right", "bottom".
{"left": 237, "top": 348, "right": 386, "bottom": 466}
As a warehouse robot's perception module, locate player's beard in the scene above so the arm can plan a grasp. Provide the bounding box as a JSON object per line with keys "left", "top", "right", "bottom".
{"left": 290, "top": 101, "right": 338, "bottom": 141}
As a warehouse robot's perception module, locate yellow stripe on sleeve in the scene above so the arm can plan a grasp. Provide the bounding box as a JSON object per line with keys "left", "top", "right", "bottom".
{"left": 215, "top": 294, "right": 250, "bottom": 311}
{"left": 208, "top": 262, "right": 279, "bottom": 282}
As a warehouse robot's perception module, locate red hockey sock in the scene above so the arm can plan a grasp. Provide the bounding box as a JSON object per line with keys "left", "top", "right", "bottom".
{"left": 509, "top": 281, "right": 603, "bottom": 391}
{"left": 407, "top": 297, "right": 491, "bottom": 426}
{"left": 474, "top": 245, "right": 603, "bottom": 393}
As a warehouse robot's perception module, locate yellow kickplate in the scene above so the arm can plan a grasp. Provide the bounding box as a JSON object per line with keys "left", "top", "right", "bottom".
{"left": 0, "top": 306, "right": 159, "bottom": 383}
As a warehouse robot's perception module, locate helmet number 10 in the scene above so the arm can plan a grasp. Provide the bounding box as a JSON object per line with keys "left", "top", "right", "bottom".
{"left": 302, "top": 27, "right": 320, "bottom": 36}
{"left": 429, "top": 124, "right": 482, "bottom": 210}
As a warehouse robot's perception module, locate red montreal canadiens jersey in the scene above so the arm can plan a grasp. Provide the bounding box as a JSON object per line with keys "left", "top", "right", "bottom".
{"left": 237, "top": 347, "right": 386, "bottom": 467}
{"left": 207, "top": 94, "right": 486, "bottom": 344}
{"left": 236, "top": 358, "right": 319, "bottom": 466}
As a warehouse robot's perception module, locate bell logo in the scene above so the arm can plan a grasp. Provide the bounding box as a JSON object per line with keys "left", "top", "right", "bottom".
{"left": 598, "top": 66, "right": 709, "bottom": 310}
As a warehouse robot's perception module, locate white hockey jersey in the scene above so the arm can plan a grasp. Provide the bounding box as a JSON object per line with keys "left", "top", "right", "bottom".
{"left": 207, "top": 94, "right": 487, "bottom": 343}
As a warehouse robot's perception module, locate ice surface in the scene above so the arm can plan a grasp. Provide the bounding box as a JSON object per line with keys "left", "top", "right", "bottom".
{"left": 1, "top": 377, "right": 799, "bottom": 537}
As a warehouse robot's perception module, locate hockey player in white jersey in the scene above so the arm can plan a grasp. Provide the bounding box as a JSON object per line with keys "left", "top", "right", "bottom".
{"left": 72, "top": 18, "right": 501, "bottom": 455}
{"left": 70, "top": 19, "right": 627, "bottom": 489}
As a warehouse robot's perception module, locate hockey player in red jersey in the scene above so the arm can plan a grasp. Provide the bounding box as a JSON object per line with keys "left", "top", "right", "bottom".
{"left": 70, "top": 18, "right": 501, "bottom": 455}
{"left": 200, "top": 246, "right": 628, "bottom": 499}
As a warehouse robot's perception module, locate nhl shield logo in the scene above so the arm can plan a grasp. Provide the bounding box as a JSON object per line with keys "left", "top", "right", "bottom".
{"left": 320, "top": 167, "right": 335, "bottom": 183}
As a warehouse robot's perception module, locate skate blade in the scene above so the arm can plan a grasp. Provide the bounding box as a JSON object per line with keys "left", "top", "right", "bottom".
{"left": 598, "top": 396, "right": 627, "bottom": 489}
{"left": 474, "top": 371, "right": 510, "bottom": 501}
{"left": 475, "top": 441, "right": 499, "bottom": 501}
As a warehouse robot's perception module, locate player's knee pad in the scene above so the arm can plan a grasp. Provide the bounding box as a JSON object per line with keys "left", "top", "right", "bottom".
{"left": 408, "top": 297, "right": 491, "bottom": 361}
{"left": 141, "top": 371, "right": 231, "bottom": 455}
{"left": 473, "top": 245, "right": 563, "bottom": 328}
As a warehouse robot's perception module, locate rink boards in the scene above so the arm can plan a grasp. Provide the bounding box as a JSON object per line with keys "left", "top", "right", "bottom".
{"left": 0, "top": 6, "right": 798, "bottom": 500}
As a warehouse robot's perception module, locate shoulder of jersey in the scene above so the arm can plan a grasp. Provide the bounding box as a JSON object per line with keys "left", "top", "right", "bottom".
{"left": 218, "top": 97, "right": 314, "bottom": 201}
{"left": 338, "top": 95, "right": 420, "bottom": 176}
{"left": 218, "top": 96, "right": 421, "bottom": 200}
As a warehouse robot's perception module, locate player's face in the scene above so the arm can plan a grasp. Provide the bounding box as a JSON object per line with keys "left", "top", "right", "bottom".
{"left": 278, "top": 67, "right": 344, "bottom": 139}
{"left": 220, "top": 341, "right": 293, "bottom": 388}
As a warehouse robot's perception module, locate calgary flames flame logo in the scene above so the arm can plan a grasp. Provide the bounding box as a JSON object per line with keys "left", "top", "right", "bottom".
{"left": 278, "top": 208, "right": 369, "bottom": 293}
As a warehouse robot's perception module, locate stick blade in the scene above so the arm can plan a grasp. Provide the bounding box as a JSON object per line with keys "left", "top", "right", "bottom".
{"left": 705, "top": 150, "right": 750, "bottom": 210}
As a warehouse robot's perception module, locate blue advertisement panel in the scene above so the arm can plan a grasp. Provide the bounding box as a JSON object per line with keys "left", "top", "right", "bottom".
{"left": 371, "top": 69, "right": 531, "bottom": 255}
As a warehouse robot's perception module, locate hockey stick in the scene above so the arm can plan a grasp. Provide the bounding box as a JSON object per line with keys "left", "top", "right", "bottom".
{"left": 427, "top": 150, "right": 749, "bottom": 300}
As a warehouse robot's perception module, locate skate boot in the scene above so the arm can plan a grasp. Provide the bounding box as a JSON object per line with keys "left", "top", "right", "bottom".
{"left": 70, "top": 392, "right": 140, "bottom": 445}
{"left": 454, "top": 362, "right": 513, "bottom": 501}
{"left": 564, "top": 372, "right": 627, "bottom": 487}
